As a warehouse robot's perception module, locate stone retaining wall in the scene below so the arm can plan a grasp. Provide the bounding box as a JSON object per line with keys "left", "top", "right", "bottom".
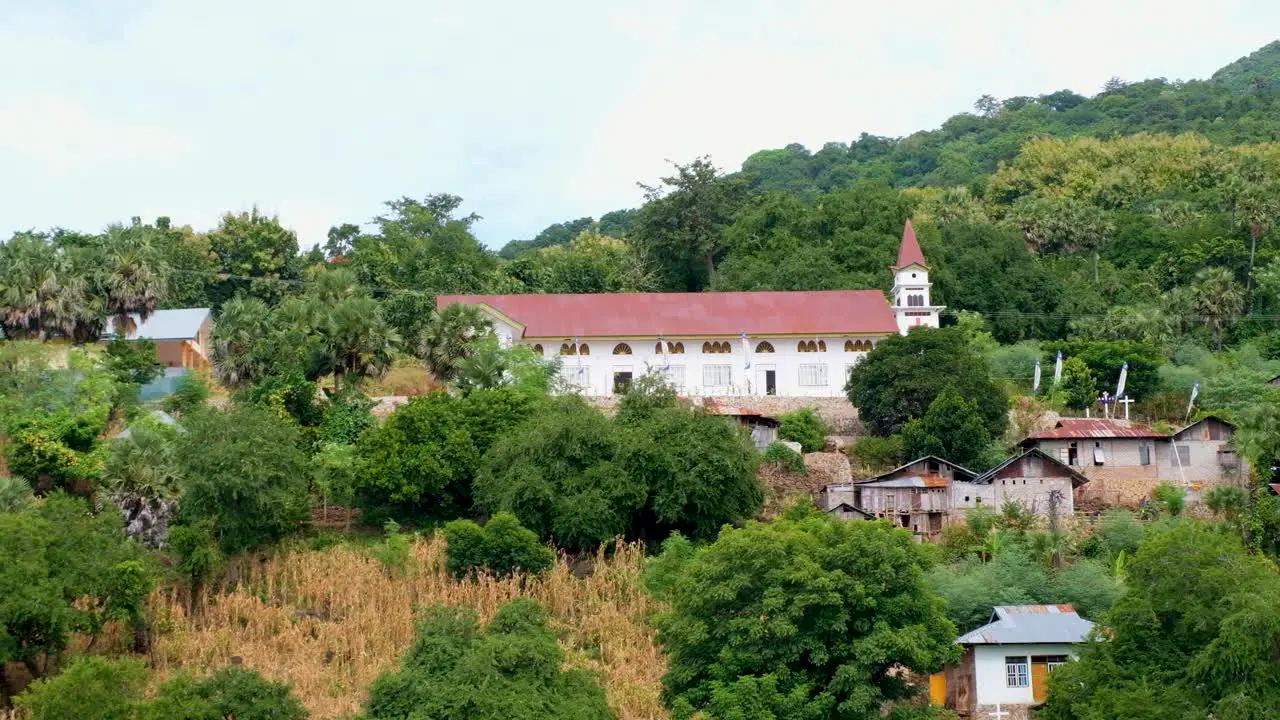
{"left": 590, "top": 396, "right": 863, "bottom": 434}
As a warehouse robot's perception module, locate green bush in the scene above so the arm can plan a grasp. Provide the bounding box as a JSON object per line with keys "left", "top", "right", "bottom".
{"left": 162, "top": 372, "right": 211, "bottom": 416}
{"left": 851, "top": 434, "right": 904, "bottom": 473}
{"left": 0, "top": 474, "right": 35, "bottom": 512}
{"left": 762, "top": 442, "right": 806, "bottom": 473}
{"left": 174, "top": 404, "right": 311, "bottom": 554}
{"left": 142, "top": 666, "right": 308, "bottom": 720}
{"left": 777, "top": 407, "right": 826, "bottom": 452}
{"left": 1152, "top": 483, "right": 1187, "bottom": 516}
{"left": 15, "top": 655, "right": 148, "bottom": 720}
{"left": 365, "top": 598, "right": 615, "bottom": 720}
{"left": 370, "top": 520, "right": 413, "bottom": 576}
{"left": 443, "top": 512, "right": 555, "bottom": 579}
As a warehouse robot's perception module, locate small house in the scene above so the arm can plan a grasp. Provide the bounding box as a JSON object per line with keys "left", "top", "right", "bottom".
{"left": 105, "top": 308, "right": 213, "bottom": 370}
{"left": 824, "top": 456, "right": 977, "bottom": 539}
{"left": 959, "top": 448, "right": 1088, "bottom": 517}
{"left": 824, "top": 502, "right": 874, "bottom": 521}
{"left": 941, "top": 605, "right": 1094, "bottom": 719}
{"left": 705, "top": 403, "right": 780, "bottom": 450}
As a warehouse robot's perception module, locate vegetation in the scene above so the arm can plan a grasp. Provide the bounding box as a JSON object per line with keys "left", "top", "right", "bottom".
{"left": 777, "top": 407, "right": 827, "bottom": 453}
{"left": 365, "top": 598, "right": 616, "bottom": 720}
{"left": 443, "top": 513, "right": 556, "bottom": 579}
{"left": 647, "top": 510, "right": 958, "bottom": 719}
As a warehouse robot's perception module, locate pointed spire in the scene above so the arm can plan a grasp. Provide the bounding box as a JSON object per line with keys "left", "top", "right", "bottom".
{"left": 893, "top": 220, "right": 928, "bottom": 270}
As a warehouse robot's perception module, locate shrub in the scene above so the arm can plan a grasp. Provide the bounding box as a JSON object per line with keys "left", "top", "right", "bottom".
{"left": 142, "top": 666, "right": 308, "bottom": 720}
{"left": 370, "top": 520, "right": 413, "bottom": 577}
{"left": 365, "top": 598, "right": 615, "bottom": 720}
{"left": 0, "top": 474, "right": 35, "bottom": 512}
{"left": 443, "top": 512, "right": 555, "bottom": 579}
{"left": 168, "top": 520, "right": 222, "bottom": 603}
{"left": 851, "top": 434, "right": 904, "bottom": 473}
{"left": 1152, "top": 483, "right": 1187, "bottom": 516}
{"left": 174, "top": 404, "right": 311, "bottom": 554}
{"left": 15, "top": 655, "right": 148, "bottom": 720}
{"left": 762, "top": 442, "right": 806, "bottom": 473}
{"left": 162, "top": 372, "right": 211, "bottom": 416}
{"left": 777, "top": 407, "right": 826, "bottom": 452}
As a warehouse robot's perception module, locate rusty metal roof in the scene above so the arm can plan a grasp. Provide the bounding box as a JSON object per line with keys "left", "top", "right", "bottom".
{"left": 956, "top": 605, "right": 1095, "bottom": 646}
{"left": 857, "top": 476, "right": 948, "bottom": 489}
{"left": 1023, "top": 418, "right": 1169, "bottom": 441}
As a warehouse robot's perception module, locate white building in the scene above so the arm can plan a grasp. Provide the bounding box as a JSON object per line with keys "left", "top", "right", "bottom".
{"left": 439, "top": 222, "right": 940, "bottom": 398}
{"left": 941, "top": 605, "right": 1095, "bottom": 719}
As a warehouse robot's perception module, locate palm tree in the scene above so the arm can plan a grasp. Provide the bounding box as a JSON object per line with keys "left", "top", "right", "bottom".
{"left": 324, "top": 296, "right": 397, "bottom": 390}
{"left": 417, "top": 303, "right": 493, "bottom": 382}
{"left": 209, "top": 296, "right": 274, "bottom": 388}
{"left": 1190, "top": 267, "right": 1246, "bottom": 349}
{"left": 101, "top": 227, "right": 168, "bottom": 336}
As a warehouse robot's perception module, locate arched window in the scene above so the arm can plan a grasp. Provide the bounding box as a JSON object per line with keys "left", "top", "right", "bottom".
{"left": 559, "top": 343, "right": 576, "bottom": 356}
{"left": 704, "top": 341, "right": 731, "bottom": 354}
{"left": 655, "top": 342, "right": 663, "bottom": 354}
{"left": 702, "top": 341, "right": 713, "bottom": 354}
{"left": 613, "top": 343, "right": 632, "bottom": 355}
{"left": 755, "top": 341, "right": 775, "bottom": 353}
{"left": 818, "top": 340, "right": 827, "bottom": 352}
{"left": 669, "top": 342, "right": 685, "bottom": 354}
{"left": 844, "top": 340, "right": 855, "bottom": 352}
{"left": 798, "top": 341, "right": 812, "bottom": 353}
{"left": 799, "top": 340, "right": 825, "bottom": 353}
{"left": 578, "top": 343, "right": 590, "bottom": 356}
{"left": 532, "top": 344, "right": 544, "bottom": 354}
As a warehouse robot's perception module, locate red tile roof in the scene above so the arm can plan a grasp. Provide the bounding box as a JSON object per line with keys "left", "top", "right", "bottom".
{"left": 893, "top": 220, "right": 928, "bottom": 270}
{"left": 437, "top": 290, "right": 898, "bottom": 339}
{"left": 1023, "top": 419, "right": 1169, "bottom": 441}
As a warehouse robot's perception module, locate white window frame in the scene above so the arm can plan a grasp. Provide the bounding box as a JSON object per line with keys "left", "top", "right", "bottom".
{"left": 663, "top": 365, "right": 686, "bottom": 389}
{"left": 1173, "top": 444, "right": 1191, "bottom": 466}
{"left": 561, "top": 366, "right": 590, "bottom": 390}
{"left": 798, "top": 363, "right": 828, "bottom": 387}
{"left": 1005, "top": 656, "right": 1030, "bottom": 688}
{"left": 702, "top": 364, "right": 732, "bottom": 389}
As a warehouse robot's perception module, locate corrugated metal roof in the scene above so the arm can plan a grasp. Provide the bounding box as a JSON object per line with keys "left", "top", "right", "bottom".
{"left": 1024, "top": 418, "right": 1168, "bottom": 441}
{"left": 106, "top": 308, "right": 211, "bottom": 341}
{"left": 436, "top": 290, "right": 898, "bottom": 338}
{"left": 870, "top": 455, "right": 978, "bottom": 482}
{"left": 858, "top": 476, "right": 948, "bottom": 489}
{"left": 974, "top": 448, "right": 1089, "bottom": 488}
{"left": 956, "top": 605, "right": 1095, "bottom": 646}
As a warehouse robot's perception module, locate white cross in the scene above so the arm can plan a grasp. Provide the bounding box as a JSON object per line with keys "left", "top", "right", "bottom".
{"left": 988, "top": 704, "right": 1009, "bottom": 720}
{"left": 1116, "top": 396, "right": 1135, "bottom": 421}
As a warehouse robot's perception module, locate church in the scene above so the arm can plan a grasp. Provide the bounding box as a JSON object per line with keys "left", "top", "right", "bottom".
{"left": 438, "top": 221, "right": 942, "bottom": 397}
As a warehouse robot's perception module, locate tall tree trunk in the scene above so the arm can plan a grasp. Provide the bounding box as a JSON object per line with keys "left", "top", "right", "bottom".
{"left": 703, "top": 251, "right": 715, "bottom": 288}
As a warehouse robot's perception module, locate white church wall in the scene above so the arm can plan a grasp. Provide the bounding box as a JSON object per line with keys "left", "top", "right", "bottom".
{"left": 523, "top": 335, "right": 884, "bottom": 398}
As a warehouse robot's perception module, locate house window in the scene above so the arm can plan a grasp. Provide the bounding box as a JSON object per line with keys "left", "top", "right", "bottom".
{"left": 1219, "top": 450, "right": 1240, "bottom": 468}
{"left": 844, "top": 339, "right": 871, "bottom": 352}
{"left": 1138, "top": 444, "right": 1151, "bottom": 465}
{"left": 703, "top": 364, "right": 732, "bottom": 388}
{"left": 559, "top": 343, "right": 576, "bottom": 356}
{"left": 702, "top": 341, "right": 731, "bottom": 354}
{"left": 654, "top": 342, "right": 663, "bottom": 354}
{"left": 663, "top": 365, "right": 686, "bottom": 388}
{"left": 613, "top": 343, "right": 632, "bottom": 355}
{"left": 1006, "top": 657, "right": 1030, "bottom": 688}
{"left": 755, "top": 341, "right": 775, "bottom": 353}
{"left": 1173, "top": 444, "right": 1191, "bottom": 466}
{"left": 561, "top": 366, "right": 590, "bottom": 388}
{"left": 798, "top": 364, "right": 828, "bottom": 387}
{"left": 884, "top": 495, "right": 896, "bottom": 513}
{"left": 668, "top": 342, "right": 685, "bottom": 354}
{"left": 532, "top": 344, "right": 543, "bottom": 355}
{"left": 578, "top": 344, "right": 590, "bottom": 356}
{"left": 1093, "top": 442, "right": 1105, "bottom": 466}
{"left": 798, "top": 340, "right": 826, "bottom": 353}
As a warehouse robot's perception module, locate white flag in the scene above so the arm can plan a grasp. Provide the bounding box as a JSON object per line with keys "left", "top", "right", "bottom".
{"left": 1116, "top": 361, "right": 1128, "bottom": 398}
{"left": 1033, "top": 360, "right": 1042, "bottom": 394}
{"left": 741, "top": 333, "right": 751, "bottom": 370}
{"left": 1187, "top": 382, "right": 1200, "bottom": 417}
{"left": 1053, "top": 351, "right": 1063, "bottom": 385}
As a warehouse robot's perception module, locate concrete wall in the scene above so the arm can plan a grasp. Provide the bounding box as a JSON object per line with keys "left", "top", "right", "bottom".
{"left": 952, "top": 477, "right": 1076, "bottom": 516}
{"left": 973, "top": 643, "right": 1077, "bottom": 708}
{"left": 591, "top": 395, "right": 862, "bottom": 434}
{"left": 511, "top": 327, "right": 886, "bottom": 399}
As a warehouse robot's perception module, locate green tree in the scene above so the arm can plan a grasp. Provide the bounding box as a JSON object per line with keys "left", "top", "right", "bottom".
{"left": 142, "top": 666, "right": 308, "bottom": 720}
{"left": 651, "top": 512, "right": 958, "bottom": 719}
{"left": 900, "top": 388, "right": 994, "bottom": 469}
{"left": 846, "top": 327, "right": 1008, "bottom": 438}
{"left": 777, "top": 407, "right": 827, "bottom": 453}
{"left": 15, "top": 655, "right": 148, "bottom": 720}
{"left": 633, "top": 157, "right": 750, "bottom": 291}
{"left": 206, "top": 209, "right": 299, "bottom": 305}
{"left": 355, "top": 389, "right": 539, "bottom": 520}
{"left": 442, "top": 512, "right": 556, "bottom": 579}
{"left": 173, "top": 404, "right": 311, "bottom": 554}
{"left": 102, "top": 337, "right": 164, "bottom": 387}
{"left": 418, "top": 303, "right": 493, "bottom": 383}
{"left": 1059, "top": 356, "right": 1098, "bottom": 411}
{"left": 365, "top": 598, "right": 615, "bottom": 720}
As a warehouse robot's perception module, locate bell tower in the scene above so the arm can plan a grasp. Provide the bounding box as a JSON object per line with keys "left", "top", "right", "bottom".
{"left": 890, "top": 220, "right": 943, "bottom": 335}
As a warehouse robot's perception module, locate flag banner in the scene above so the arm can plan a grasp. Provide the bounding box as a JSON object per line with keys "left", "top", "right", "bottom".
{"left": 1187, "top": 382, "right": 1200, "bottom": 417}
{"left": 741, "top": 333, "right": 751, "bottom": 370}
{"left": 1116, "top": 361, "right": 1128, "bottom": 398}
{"left": 1033, "top": 360, "right": 1042, "bottom": 394}
{"left": 1053, "top": 351, "right": 1063, "bottom": 385}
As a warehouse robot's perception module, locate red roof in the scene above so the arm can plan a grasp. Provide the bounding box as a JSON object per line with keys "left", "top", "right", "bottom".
{"left": 1023, "top": 419, "right": 1169, "bottom": 441}
{"left": 436, "top": 290, "right": 897, "bottom": 339}
{"left": 893, "top": 220, "right": 928, "bottom": 270}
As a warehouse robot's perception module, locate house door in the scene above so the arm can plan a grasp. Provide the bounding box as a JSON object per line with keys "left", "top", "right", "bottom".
{"left": 1031, "top": 661, "right": 1050, "bottom": 702}
{"left": 612, "top": 370, "right": 633, "bottom": 395}
{"left": 755, "top": 365, "right": 777, "bottom": 396}
{"left": 1067, "top": 442, "right": 1079, "bottom": 467}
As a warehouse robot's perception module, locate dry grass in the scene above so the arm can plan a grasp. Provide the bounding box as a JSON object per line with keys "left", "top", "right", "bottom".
{"left": 148, "top": 535, "right": 668, "bottom": 720}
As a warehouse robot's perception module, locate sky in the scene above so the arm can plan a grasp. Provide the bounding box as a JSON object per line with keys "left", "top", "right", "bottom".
{"left": 1, "top": 2, "right": 1278, "bottom": 249}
